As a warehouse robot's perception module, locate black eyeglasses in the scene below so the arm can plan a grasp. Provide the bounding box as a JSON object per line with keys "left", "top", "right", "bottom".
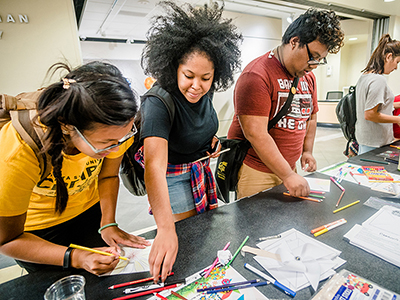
{"left": 74, "top": 123, "right": 137, "bottom": 154}
{"left": 305, "top": 44, "right": 327, "bottom": 66}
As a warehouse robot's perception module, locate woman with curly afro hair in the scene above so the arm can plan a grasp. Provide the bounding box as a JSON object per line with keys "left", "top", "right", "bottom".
{"left": 137, "top": 0, "right": 242, "bottom": 282}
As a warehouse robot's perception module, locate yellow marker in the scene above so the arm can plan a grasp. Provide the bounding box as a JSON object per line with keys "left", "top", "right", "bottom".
{"left": 333, "top": 200, "right": 360, "bottom": 214}
{"left": 314, "top": 219, "right": 347, "bottom": 237}
{"left": 69, "top": 244, "right": 129, "bottom": 261}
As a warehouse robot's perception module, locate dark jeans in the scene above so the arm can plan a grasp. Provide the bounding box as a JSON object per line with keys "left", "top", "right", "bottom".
{"left": 16, "top": 202, "right": 107, "bottom": 273}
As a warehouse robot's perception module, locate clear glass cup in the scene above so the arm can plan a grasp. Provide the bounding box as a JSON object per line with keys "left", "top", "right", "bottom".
{"left": 44, "top": 275, "right": 86, "bottom": 300}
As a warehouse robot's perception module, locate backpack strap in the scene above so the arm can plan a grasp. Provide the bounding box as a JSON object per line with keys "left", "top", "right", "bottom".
{"left": 143, "top": 85, "right": 176, "bottom": 122}
{"left": 268, "top": 77, "right": 299, "bottom": 130}
{"left": 10, "top": 110, "right": 52, "bottom": 183}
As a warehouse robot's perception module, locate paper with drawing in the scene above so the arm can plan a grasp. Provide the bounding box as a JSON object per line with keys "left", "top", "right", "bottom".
{"left": 254, "top": 228, "right": 345, "bottom": 292}
{"left": 101, "top": 239, "right": 153, "bottom": 276}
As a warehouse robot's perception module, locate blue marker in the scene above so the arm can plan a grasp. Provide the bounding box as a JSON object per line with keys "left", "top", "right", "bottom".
{"left": 244, "top": 263, "right": 296, "bottom": 297}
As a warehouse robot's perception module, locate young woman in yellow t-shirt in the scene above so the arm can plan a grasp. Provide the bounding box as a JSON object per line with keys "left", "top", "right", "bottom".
{"left": 0, "top": 62, "right": 150, "bottom": 275}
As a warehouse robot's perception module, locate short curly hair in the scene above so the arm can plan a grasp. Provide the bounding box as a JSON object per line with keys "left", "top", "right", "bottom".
{"left": 282, "top": 9, "right": 344, "bottom": 54}
{"left": 141, "top": 1, "right": 242, "bottom": 93}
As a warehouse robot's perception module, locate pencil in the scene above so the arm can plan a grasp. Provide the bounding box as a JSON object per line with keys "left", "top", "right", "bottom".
{"left": 283, "top": 192, "right": 322, "bottom": 203}
{"left": 108, "top": 272, "right": 174, "bottom": 289}
{"left": 225, "top": 236, "right": 249, "bottom": 268}
{"left": 155, "top": 294, "right": 168, "bottom": 300}
{"left": 310, "top": 190, "right": 325, "bottom": 194}
{"left": 204, "top": 241, "right": 230, "bottom": 278}
{"left": 308, "top": 194, "right": 325, "bottom": 199}
{"left": 335, "top": 190, "right": 345, "bottom": 207}
{"left": 330, "top": 177, "right": 345, "bottom": 192}
{"left": 193, "top": 148, "right": 231, "bottom": 163}
{"left": 170, "top": 291, "right": 188, "bottom": 300}
{"left": 112, "top": 284, "right": 180, "bottom": 300}
{"left": 197, "top": 279, "right": 259, "bottom": 292}
{"left": 333, "top": 200, "right": 360, "bottom": 213}
{"left": 69, "top": 243, "right": 129, "bottom": 261}
{"left": 359, "top": 158, "right": 389, "bottom": 165}
{"left": 349, "top": 172, "right": 361, "bottom": 184}
{"left": 205, "top": 281, "right": 269, "bottom": 294}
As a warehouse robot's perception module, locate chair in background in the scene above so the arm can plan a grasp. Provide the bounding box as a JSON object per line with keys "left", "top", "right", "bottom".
{"left": 326, "top": 91, "right": 343, "bottom": 101}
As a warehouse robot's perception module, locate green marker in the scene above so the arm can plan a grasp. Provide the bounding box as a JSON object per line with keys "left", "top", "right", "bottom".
{"left": 309, "top": 194, "right": 325, "bottom": 199}
{"left": 226, "top": 236, "right": 249, "bottom": 268}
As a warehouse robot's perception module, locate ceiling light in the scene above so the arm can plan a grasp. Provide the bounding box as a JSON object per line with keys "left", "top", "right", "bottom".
{"left": 349, "top": 37, "right": 358, "bottom": 41}
{"left": 383, "top": 0, "right": 395, "bottom": 2}
{"left": 287, "top": 13, "right": 295, "bottom": 23}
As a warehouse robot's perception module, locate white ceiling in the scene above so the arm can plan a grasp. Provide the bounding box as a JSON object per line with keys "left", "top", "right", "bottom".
{"left": 78, "top": 0, "right": 398, "bottom": 41}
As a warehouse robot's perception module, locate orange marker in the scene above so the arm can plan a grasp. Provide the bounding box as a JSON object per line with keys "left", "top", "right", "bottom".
{"left": 311, "top": 218, "right": 346, "bottom": 234}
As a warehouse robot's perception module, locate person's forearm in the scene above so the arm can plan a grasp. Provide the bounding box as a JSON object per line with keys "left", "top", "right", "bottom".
{"left": 303, "top": 115, "right": 317, "bottom": 154}
{"left": 144, "top": 167, "right": 175, "bottom": 231}
{"left": 0, "top": 232, "right": 66, "bottom": 266}
{"left": 365, "top": 111, "right": 400, "bottom": 124}
{"left": 98, "top": 176, "right": 119, "bottom": 226}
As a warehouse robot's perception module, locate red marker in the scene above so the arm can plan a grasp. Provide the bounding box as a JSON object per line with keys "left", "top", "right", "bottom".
{"left": 108, "top": 272, "right": 174, "bottom": 290}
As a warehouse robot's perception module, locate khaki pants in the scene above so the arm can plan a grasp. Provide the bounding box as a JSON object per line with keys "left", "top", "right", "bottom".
{"left": 237, "top": 163, "right": 283, "bottom": 199}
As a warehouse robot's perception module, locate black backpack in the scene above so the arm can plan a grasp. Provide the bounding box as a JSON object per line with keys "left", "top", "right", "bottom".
{"left": 335, "top": 86, "right": 358, "bottom": 156}
{"left": 120, "top": 84, "right": 175, "bottom": 196}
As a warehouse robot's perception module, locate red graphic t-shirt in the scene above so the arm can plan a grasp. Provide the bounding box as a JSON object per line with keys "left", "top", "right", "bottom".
{"left": 227, "top": 51, "right": 319, "bottom": 173}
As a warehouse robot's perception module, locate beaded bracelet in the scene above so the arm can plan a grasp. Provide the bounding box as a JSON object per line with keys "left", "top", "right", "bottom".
{"left": 98, "top": 222, "right": 118, "bottom": 234}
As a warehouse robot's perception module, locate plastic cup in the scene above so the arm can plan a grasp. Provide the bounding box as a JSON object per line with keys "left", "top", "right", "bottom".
{"left": 44, "top": 275, "right": 86, "bottom": 300}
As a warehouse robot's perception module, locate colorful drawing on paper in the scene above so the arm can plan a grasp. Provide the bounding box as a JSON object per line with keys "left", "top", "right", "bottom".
{"left": 148, "top": 266, "right": 268, "bottom": 300}
{"left": 102, "top": 239, "right": 153, "bottom": 276}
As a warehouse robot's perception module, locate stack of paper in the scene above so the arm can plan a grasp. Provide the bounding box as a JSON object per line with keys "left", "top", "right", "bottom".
{"left": 254, "top": 228, "right": 346, "bottom": 292}
{"left": 344, "top": 205, "right": 400, "bottom": 268}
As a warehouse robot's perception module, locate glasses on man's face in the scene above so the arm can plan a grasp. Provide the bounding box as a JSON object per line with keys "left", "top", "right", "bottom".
{"left": 74, "top": 123, "right": 137, "bottom": 154}
{"left": 305, "top": 44, "right": 327, "bottom": 66}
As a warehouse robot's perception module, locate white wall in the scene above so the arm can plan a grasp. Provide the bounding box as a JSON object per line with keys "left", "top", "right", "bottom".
{"left": 0, "top": 0, "right": 82, "bottom": 94}
{"left": 339, "top": 42, "right": 368, "bottom": 89}
{"left": 81, "top": 11, "right": 282, "bottom": 136}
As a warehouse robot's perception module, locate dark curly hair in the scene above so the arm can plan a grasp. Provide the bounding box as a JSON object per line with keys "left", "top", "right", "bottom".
{"left": 141, "top": 1, "right": 242, "bottom": 93}
{"left": 282, "top": 9, "right": 344, "bottom": 54}
{"left": 362, "top": 34, "right": 400, "bottom": 74}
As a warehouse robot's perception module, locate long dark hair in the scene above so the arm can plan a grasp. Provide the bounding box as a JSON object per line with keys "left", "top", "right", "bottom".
{"left": 37, "top": 61, "right": 139, "bottom": 214}
{"left": 362, "top": 34, "right": 400, "bottom": 74}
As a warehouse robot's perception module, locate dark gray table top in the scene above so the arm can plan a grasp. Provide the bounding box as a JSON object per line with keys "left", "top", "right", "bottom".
{"left": 1, "top": 172, "right": 400, "bottom": 299}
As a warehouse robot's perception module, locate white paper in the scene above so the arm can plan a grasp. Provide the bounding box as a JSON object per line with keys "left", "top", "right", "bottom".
{"left": 305, "top": 177, "right": 331, "bottom": 192}
{"left": 344, "top": 206, "right": 400, "bottom": 268}
{"left": 254, "top": 228, "right": 345, "bottom": 292}
{"left": 101, "top": 239, "right": 154, "bottom": 276}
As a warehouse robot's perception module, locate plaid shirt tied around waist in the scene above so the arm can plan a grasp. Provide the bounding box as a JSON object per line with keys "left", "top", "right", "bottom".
{"left": 135, "top": 146, "right": 218, "bottom": 214}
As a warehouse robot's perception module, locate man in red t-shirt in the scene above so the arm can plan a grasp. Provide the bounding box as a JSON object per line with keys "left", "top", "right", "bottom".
{"left": 227, "top": 9, "right": 344, "bottom": 199}
{"left": 393, "top": 95, "right": 400, "bottom": 139}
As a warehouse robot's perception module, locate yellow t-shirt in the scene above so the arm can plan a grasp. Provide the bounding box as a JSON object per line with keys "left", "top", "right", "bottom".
{"left": 0, "top": 122, "right": 133, "bottom": 231}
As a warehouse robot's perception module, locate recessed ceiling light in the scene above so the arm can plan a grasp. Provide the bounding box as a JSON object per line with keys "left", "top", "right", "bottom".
{"left": 384, "top": 0, "right": 395, "bottom": 2}
{"left": 349, "top": 37, "right": 358, "bottom": 41}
